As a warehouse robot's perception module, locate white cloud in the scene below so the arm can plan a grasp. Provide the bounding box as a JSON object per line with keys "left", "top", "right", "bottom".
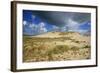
{"left": 53, "top": 25, "right": 59, "bottom": 29}
{"left": 68, "top": 29, "right": 88, "bottom": 34}
{"left": 24, "top": 21, "right": 48, "bottom": 34}
{"left": 23, "top": 21, "right": 27, "bottom": 26}
{"left": 39, "top": 22, "right": 45, "bottom": 28}
{"left": 39, "top": 27, "right": 47, "bottom": 33}
{"left": 38, "top": 22, "right": 47, "bottom": 33}
{"left": 77, "top": 29, "right": 88, "bottom": 33}
{"left": 24, "top": 21, "right": 48, "bottom": 35}
{"left": 29, "top": 24, "right": 36, "bottom": 28}
{"left": 32, "top": 15, "right": 36, "bottom": 20}
{"left": 66, "top": 18, "right": 89, "bottom": 33}
{"left": 61, "top": 26, "right": 67, "bottom": 32}
{"left": 29, "top": 24, "right": 38, "bottom": 31}
{"left": 52, "top": 25, "right": 60, "bottom": 31}
{"left": 53, "top": 25, "right": 68, "bottom": 32}
{"left": 67, "top": 18, "right": 79, "bottom": 30}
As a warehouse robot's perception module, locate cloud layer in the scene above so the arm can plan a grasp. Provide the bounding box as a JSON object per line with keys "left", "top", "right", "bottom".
{"left": 23, "top": 10, "right": 91, "bottom": 35}
{"left": 23, "top": 21, "right": 48, "bottom": 35}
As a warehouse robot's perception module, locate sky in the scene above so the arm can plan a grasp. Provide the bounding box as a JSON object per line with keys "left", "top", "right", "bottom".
{"left": 23, "top": 10, "right": 91, "bottom": 35}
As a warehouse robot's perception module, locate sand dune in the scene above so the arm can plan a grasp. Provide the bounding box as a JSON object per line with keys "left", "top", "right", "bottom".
{"left": 23, "top": 31, "right": 91, "bottom": 62}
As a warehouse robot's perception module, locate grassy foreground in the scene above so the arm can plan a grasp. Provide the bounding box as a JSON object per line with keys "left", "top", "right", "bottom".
{"left": 23, "top": 35, "right": 91, "bottom": 62}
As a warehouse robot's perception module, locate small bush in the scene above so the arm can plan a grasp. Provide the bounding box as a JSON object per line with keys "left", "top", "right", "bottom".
{"left": 70, "top": 46, "right": 79, "bottom": 51}
{"left": 83, "top": 45, "right": 91, "bottom": 48}
{"left": 75, "top": 41, "right": 80, "bottom": 43}
{"left": 48, "top": 45, "right": 70, "bottom": 54}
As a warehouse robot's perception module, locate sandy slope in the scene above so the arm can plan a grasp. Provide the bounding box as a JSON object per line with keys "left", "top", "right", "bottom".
{"left": 23, "top": 31, "right": 91, "bottom": 62}
{"left": 33, "top": 31, "right": 90, "bottom": 45}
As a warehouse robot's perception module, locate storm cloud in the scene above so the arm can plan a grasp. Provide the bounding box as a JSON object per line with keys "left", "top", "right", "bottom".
{"left": 32, "top": 10, "right": 91, "bottom": 27}
{"left": 23, "top": 10, "right": 91, "bottom": 35}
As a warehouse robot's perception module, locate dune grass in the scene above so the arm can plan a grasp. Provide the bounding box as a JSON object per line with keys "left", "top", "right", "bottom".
{"left": 23, "top": 36, "right": 90, "bottom": 62}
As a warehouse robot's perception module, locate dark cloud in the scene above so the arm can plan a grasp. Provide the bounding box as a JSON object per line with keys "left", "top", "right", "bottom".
{"left": 23, "top": 10, "right": 91, "bottom": 35}
{"left": 32, "top": 10, "right": 91, "bottom": 27}
{"left": 72, "top": 13, "right": 91, "bottom": 23}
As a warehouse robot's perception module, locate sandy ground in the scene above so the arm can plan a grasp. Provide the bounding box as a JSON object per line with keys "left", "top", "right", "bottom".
{"left": 23, "top": 32, "right": 91, "bottom": 62}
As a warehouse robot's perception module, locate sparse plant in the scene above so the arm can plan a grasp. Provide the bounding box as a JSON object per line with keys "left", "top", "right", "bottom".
{"left": 75, "top": 41, "right": 80, "bottom": 43}
{"left": 48, "top": 45, "right": 70, "bottom": 55}
{"left": 70, "top": 46, "right": 79, "bottom": 51}
{"left": 83, "top": 45, "right": 91, "bottom": 48}
{"left": 23, "top": 34, "right": 90, "bottom": 62}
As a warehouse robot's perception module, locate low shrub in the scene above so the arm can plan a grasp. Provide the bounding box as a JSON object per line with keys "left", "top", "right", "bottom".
{"left": 83, "top": 45, "right": 91, "bottom": 48}
{"left": 70, "top": 46, "right": 79, "bottom": 51}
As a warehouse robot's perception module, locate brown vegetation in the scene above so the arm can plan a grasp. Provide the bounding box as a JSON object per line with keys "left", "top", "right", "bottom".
{"left": 23, "top": 32, "right": 91, "bottom": 62}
